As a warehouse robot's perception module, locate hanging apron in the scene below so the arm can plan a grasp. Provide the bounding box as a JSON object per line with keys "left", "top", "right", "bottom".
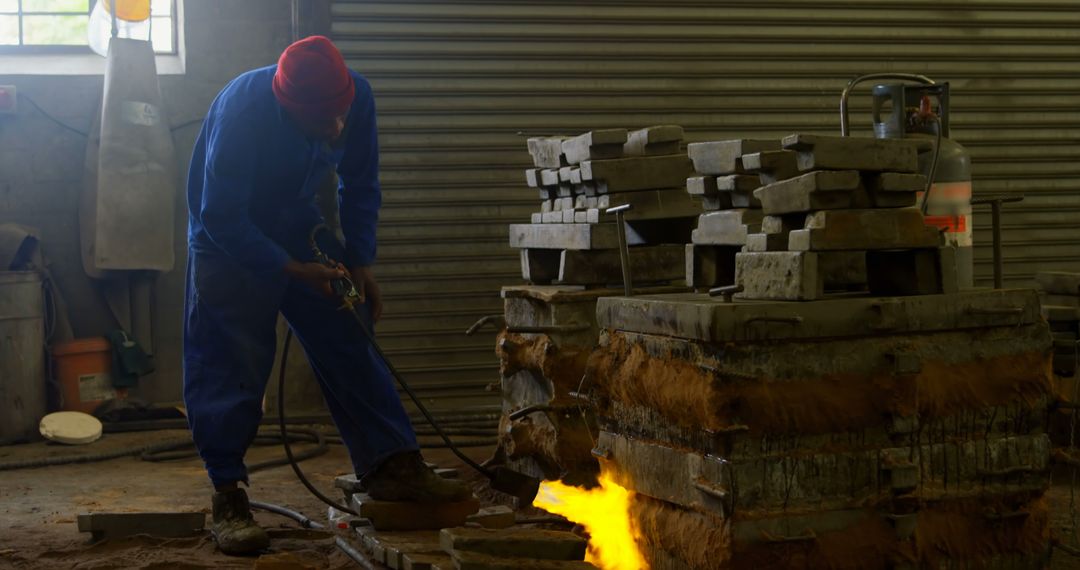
{"left": 80, "top": 37, "right": 177, "bottom": 354}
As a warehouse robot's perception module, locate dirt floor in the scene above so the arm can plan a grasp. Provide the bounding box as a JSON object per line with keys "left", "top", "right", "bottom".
{"left": 5, "top": 431, "right": 1080, "bottom": 569}
{"left": 0, "top": 429, "right": 496, "bottom": 569}
{"left": 1050, "top": 468, "right": 1080, "bottom": 570}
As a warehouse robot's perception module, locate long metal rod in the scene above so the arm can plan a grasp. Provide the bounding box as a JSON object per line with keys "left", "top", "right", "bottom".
{"left": 607, "top": 204, "right": 633, "bottom": 296}
{"left": 919, "top": 116, "right": 944, "bottom": 214}
{"left": 839, "top": 73, "right": 935, "bottom": 136}
{"left": 616, "top": 216, "right": 631, "bottom": 296}
{"left": 290, "top": 0, "right": 301, "bottom": 42}
{"left": 991, "top": 202, "right": 1003, "bottom": 289}
{"left": 971, "top": 196, "right": 1023, "bottom": 289}
{"left": 109, "top": 0, "right": 118, "bottom": 39}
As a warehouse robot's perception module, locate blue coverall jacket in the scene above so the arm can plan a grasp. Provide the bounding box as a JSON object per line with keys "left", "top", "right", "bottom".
{"left": 184, "top": 65, "right": 417, "bottom": 487}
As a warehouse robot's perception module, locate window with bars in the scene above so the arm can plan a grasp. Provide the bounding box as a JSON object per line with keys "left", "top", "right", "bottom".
{"left": 0, "top": 0, "right": 175, "bottom": 53}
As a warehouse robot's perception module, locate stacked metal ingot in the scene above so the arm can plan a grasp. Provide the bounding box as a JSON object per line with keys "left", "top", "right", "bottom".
{"left": 684, "top": 134, "right": 961, "bottom": 299}
{"left": 586, "top": 288, "right": 1054, "bottom": 569}
{"left": 492, "top": 283, "right": 686, "bottom": 488}
{"left": 492, "top": 285, "right": 601, "bottom": 487}
{"left": 1037, "top": 271, "right": 1080, "bottom": 378}
{"left": 514, "top": 126, "right": 699, "bottom": 287}
{"left": 683, "top": 139, "right": 777, "bottom": 290}
{"left": 735, "top": 134, "right": 957, "bottom": 301}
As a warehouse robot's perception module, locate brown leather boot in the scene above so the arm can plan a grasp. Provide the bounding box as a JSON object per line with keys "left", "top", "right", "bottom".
{"left": 361, "top": 451, "right": 473, "bottom": 503}
{"left": 211, "top": 488, "right": 270, "bottom": 555}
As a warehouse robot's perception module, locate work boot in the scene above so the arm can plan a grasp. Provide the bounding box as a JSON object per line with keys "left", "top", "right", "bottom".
{"left": 211, "top": 488, "right": 270, "bottom": 555}
{"left": 361, "top": 451, "right": 473, "bottom": 503}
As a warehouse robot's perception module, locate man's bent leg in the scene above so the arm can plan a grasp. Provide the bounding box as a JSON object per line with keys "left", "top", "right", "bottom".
{"left": 183, "top": 252, "right": 285, "bottom": 553}
{"left": 280, "top": 279, "right": 471, "bottom": 502}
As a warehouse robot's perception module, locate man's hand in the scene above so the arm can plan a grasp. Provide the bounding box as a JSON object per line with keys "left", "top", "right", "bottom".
{"left": 350, "top": 266, "right": 383, "bottom": 323}
{"left": 284, "top": 259, "right": 345, "bottom": 298}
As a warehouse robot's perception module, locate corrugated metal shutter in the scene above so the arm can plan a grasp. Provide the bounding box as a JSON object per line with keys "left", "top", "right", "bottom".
{"left": 330, "top": 0, "right": 1080, "bottom": 407}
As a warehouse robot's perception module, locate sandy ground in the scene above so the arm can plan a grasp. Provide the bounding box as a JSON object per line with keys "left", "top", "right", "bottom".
{"left": 0, "top": 429, "right": 495, "bottom": 569}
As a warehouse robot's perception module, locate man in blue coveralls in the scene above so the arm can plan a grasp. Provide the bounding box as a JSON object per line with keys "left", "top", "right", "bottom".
{"left": 185, "top": 36, "right": 470, "bottom": 555}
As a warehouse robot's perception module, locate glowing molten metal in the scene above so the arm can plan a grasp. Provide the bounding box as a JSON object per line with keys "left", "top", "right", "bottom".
{"left": 533, "top": 469, "right": 649, "bottom": 570}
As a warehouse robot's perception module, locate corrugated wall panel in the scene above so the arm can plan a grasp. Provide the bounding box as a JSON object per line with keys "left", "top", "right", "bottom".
{"left": 330, "top": 0, "right": 1080, "bottom": 408}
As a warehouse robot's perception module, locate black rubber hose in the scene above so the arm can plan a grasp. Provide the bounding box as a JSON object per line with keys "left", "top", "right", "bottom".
{"left": 919, "top": 115, "right": 944, "bottom": 215}
{"left": 278, "top": 331, "right": 359, "bottom": 516}
{"left": 0, "top": 437, "right": 192, "bottom": 471}
{"left": 249, "top": 500, "right": 325, "bottom": 529}
{"left": 412, "top": 439, "right": 498, "bottom": 448}
{"left": 103, "top": 413, "right": 498, "bottom": 433}
{"left": 103, "top": 416, "right": 335, "bottom": 433}
{"left": 0, "top": 426, "right": 487, "bottom": 472}
{"left": 408, "top": 413, "right": 501, "bottom": 423}
{"left": 137, "top": 428, "right": 330, "bottom": 473}
{"left": 345, "top": 312, "right": 493, "bottom": 479}
{"left": 248, "top": 429, "right": 329, "bottom": 472}
{"left": 413, "top": 428, "right": 498, "bottom": 437}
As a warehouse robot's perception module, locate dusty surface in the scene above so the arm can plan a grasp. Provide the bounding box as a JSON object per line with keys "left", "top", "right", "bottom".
{"left": 0, "top": 429, "right": 494, "bottom": 569}
{"left": 8, "top": 431, "right": 1080, "bottom": 568}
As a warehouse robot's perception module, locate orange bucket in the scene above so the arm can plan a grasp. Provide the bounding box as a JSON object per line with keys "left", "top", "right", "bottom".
{"left": 51, "top": 338, "right": 117, "bottom": 414}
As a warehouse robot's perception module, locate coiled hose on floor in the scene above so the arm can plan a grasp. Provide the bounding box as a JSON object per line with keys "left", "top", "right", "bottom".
{"left": 0, "top": 428, "right": 330, "bottom": 473}
{"left": 0, "top": 423, "right": 496, "bottom": 472}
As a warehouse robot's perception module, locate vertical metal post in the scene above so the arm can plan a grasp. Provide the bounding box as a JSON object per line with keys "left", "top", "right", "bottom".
{"left": 109, "top": 0, "right": 118, "bottom": 38}
{"left": 990, "top": 201, "right": 1003, "bottom": 290}
{"left": 291, "top": 0, "right": 302, "bottom": 42}
{"left": 606, "top": 204, "right": 633, "bottom": 296}
{"left": 971, "top": 195, "right": 1023, "bottom": 289}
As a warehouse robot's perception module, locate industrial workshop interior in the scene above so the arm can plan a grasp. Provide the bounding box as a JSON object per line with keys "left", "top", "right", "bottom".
{"left": 3, "top": 1, "right": 1080, "bottom": 569}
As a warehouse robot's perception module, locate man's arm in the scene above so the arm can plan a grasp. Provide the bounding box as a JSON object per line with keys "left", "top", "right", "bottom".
{"left": 337, "top": 76, "right": 381, "bottom": 269}
{"left": 201, "top": 109, "right": 345, "bottom": 292}
{"left": 336, "top": 76, "right": 384, "bottom": 319}
{"left": 200, "top": 108, "right": 292, "bottom": 275}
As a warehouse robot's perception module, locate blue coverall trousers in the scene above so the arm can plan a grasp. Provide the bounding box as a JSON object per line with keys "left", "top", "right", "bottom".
{"left": 182, "top": 249, "right": 418, "bottom": 488}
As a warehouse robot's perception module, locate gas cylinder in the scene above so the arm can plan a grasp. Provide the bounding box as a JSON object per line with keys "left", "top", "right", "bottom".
{"left": 872, "top": 83, "right": 974, "bottom": 288}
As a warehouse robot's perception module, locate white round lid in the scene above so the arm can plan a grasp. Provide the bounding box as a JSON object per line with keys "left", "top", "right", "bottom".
{"left": 39, "top": 411, "right": 104, "bottom": 445}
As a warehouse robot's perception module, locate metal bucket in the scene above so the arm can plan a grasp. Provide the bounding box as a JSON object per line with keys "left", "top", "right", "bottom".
{"left": 0, "top": 271, "right": 46, "bottom": 444}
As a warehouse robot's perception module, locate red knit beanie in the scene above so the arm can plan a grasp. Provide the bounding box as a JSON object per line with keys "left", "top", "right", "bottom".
{"left": 273, "top": 36, "right": 355, "bottom": 120}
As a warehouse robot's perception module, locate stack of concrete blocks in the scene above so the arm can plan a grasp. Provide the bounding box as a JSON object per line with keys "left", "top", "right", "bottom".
{"left": 684, "top": 137, "right": 870, "bottom": 293}
{"left": 437, "top": 527, "right": 593, "bottom": 570}
{"left": 334, "top": 470, "right": 482, "bottom": 532}
{"left": 347, "top": 519, "right": 589, "bottom": 569}
{"left": 684, "top": 139, "right": 777, "bottom": 290}
{"left": 1037, "top": 271, "right": 1080, "bottom": 377}
{"left": 587, "top": 289, "right": 1055, "bottom": 569}
{"left": 514, "top": 126, "right": 699, "bottom": 287}
{"left": 734, "top": 134, "right": 955, "bottom": 301}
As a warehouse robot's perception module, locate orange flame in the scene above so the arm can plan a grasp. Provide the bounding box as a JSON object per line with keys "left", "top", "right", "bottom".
{"left": 533, "top": 469, "right": 649, "bottom": 570}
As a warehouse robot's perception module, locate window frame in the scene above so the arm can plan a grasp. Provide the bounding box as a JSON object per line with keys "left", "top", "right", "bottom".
{"left": 0, "top": 0, "right": 177, "bottom": 55}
